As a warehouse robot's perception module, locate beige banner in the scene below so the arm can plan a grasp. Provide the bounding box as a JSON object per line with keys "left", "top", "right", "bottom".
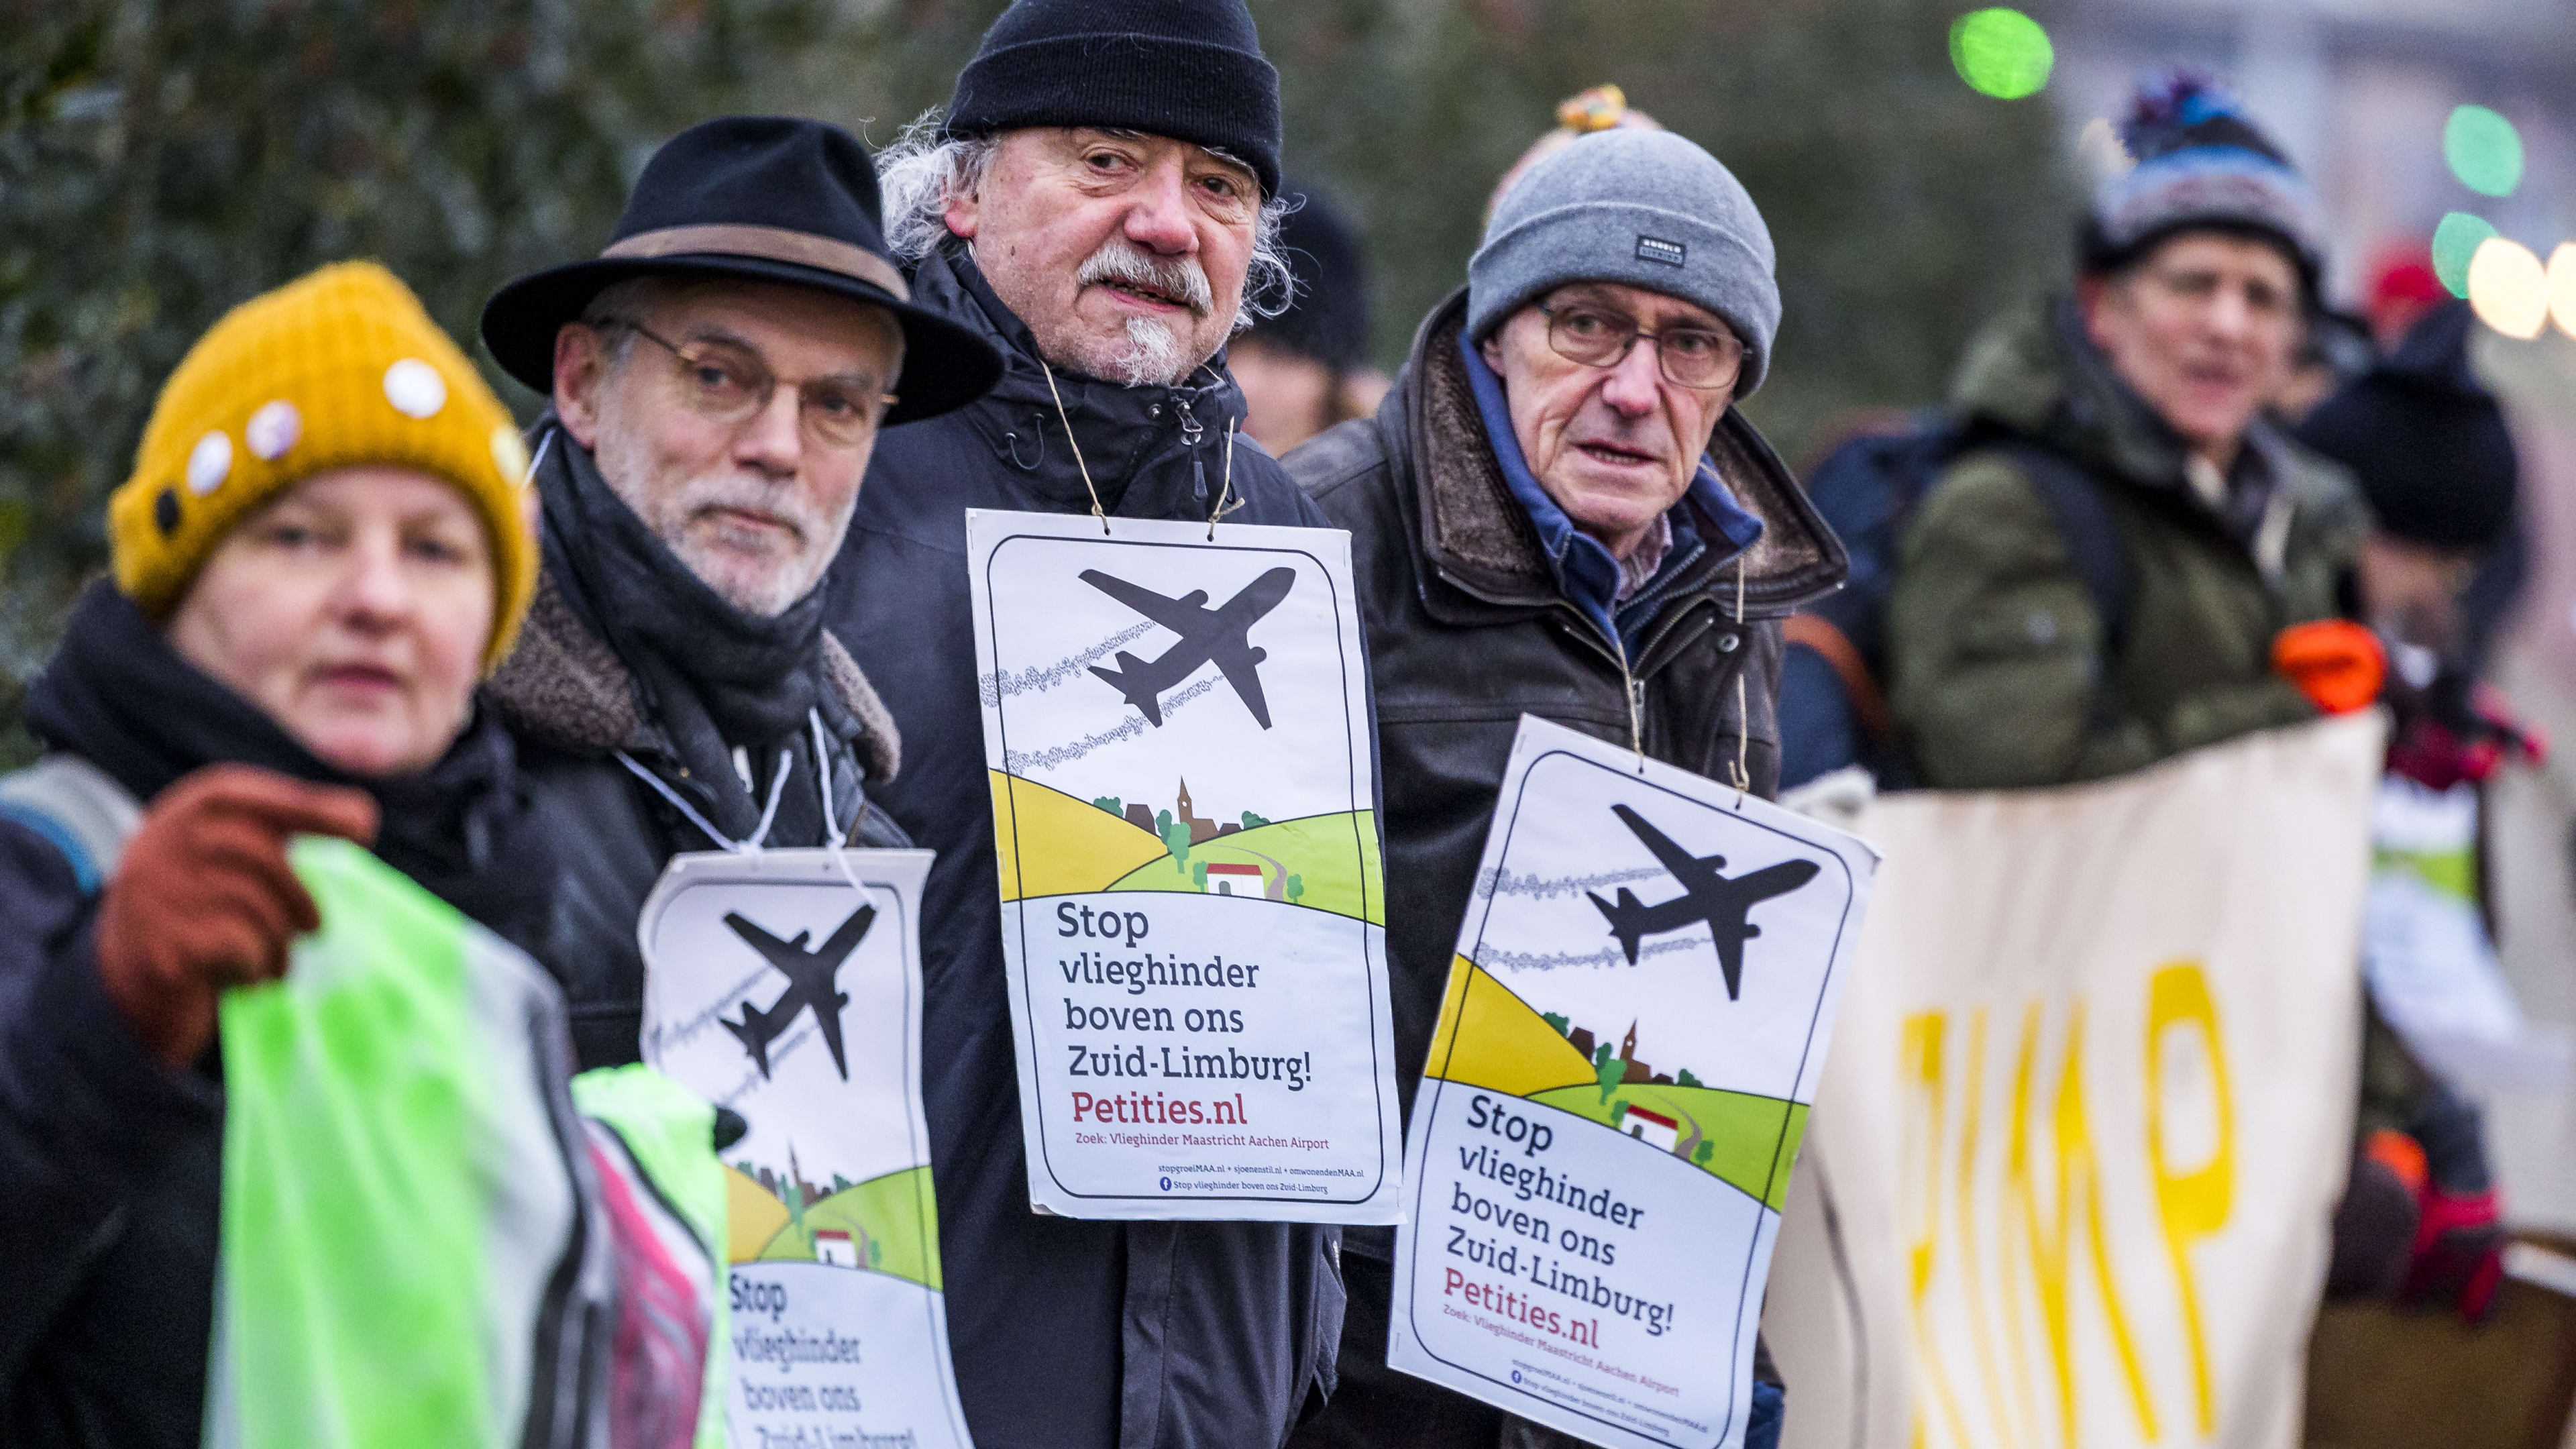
{"left": 1764, "top": 714, "right": 2386, "bottom": 1449}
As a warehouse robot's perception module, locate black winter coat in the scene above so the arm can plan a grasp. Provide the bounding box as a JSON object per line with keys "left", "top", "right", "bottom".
{"left": 486, "top": 567, "right": 909, "bottom": 1071}
{"left": 0, "top": 585, "right": 559, "bottom": 1449}
{"left": 826, "top": 245, "right": 1346, "bottom": 1449}
{"left": 1279, "top": 290, "right": 1844, "bottom": 1449}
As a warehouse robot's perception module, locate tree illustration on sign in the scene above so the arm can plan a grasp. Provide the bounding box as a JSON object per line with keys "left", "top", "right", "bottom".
{"left": 1157, "top": 809, "right": 1191, "bottom": 869}
{"left": 1191, "top": 861, "right": 1208, "bottom": 889}
{"left": 1594, "top": 1043, "right": 1625, "bottom": 1103}
{"left": 1094, "top": 796, "right": 1123, "bottom": 817}
{"left": 1285, "top": 874, "right": 1303, "bottom": 904}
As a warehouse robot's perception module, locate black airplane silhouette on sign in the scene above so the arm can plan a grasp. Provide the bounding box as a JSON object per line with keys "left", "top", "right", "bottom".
{"left": 720, "top": 904, "right": 875, "bottom": 1081}
{"left": 1079, "top": 566, "right": 1297, "bottom": 729}
{"left": 1587, "top": 804, "right": 1818, "bottom": 1000}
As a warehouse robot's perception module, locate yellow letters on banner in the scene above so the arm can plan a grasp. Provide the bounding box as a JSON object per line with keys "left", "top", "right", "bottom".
{"left": 2009, "top": 1002, "right": 2159, "bottom": 1444}
{"left": 2145, "top": 962, "right": 2232, "bottom": 1437}
{"left": 1900, "top": 967, "right": 2238, "bottom": 1448}
{"left": 1904, "top": 1012, "right": 1975, "bottom": 1449}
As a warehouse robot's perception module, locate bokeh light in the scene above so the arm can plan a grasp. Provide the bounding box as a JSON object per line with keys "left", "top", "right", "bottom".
{"left": 2445, "top": 105, "right": 2524, "bottom": 199}
{"left": 2432, "top": 212, "right": 2501, "bottom": 297}
{"left": 2548, "top": 245, "right": 2576, "bottom": 341}
{"left": 2467, "top": 237, "right": 2549, "bottom": 339}
{"left": 1949, "top": 9, "right": 2054, "bottom": 101}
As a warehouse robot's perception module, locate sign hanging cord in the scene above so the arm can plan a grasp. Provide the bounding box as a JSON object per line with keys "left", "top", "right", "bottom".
{"left": 1731, "top": 557, "right": 1752, "bottom": 802}
{"left": 1040, "top": 359, "right": 1112, "bottom": 535}
{"left": 1207, "top": 419, "right": 1245, "bottom": 538}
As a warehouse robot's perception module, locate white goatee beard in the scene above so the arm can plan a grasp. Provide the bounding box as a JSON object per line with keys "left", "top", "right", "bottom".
{"left": 1112, "top": 315, "right": 1191, "bottom": 388}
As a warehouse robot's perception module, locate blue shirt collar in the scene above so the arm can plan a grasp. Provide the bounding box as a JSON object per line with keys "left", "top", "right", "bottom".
{"left": 1457, "top": 329, "right": 1764, "bottom": 646}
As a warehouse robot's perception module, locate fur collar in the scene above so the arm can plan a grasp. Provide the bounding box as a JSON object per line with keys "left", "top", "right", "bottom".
{"left": 488, "top": 569, "right": 900, "bottom": 782}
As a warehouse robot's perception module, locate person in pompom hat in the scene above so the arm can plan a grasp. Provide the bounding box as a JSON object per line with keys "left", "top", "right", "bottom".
{"left": 837, "top": 5, "right": 1346, "bottom": 1444}
{"left": 0, "top": 260, "right": 561, "bottom": 1448}
{"left": 1235, "top": 176, "right": 1391, "bottom": 453}
{"left": 1882, "top": 71, "right": 2377, "bottom": 789}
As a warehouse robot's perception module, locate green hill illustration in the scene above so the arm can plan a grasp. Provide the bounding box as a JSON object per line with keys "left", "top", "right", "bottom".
{"left": 1105, "top": 808, "right": 1381, "bottom": 926}
{"left": 750, "top": 1165, "right": 943, "bottom": 1291}
{"left": 1530, "top": 1082, "right": 1807, "bottom": 1212}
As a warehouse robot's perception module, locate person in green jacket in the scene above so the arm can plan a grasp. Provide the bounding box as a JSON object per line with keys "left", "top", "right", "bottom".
{"left": 1887, "top": 72, "right": 2379, "bottom": 790}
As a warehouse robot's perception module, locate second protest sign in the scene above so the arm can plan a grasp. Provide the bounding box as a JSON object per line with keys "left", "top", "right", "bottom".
{"left": 966, "top": 508, "right": 1403, "bottom": 1223}
{"left": 1391, "top": 716, "right": 1876, "bottom": 1448}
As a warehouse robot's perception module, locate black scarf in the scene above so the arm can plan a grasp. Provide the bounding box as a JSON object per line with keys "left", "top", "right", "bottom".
{"left": 534, "top": 424, "right": 835, "bottom": 844}
{"left": 25, "top": 583, "right": 557, "bottom": 959}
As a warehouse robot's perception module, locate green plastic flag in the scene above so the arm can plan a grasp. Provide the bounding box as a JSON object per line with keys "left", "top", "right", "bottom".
{"left": 205, "top": 837, "right": 721, "bottom": 1449}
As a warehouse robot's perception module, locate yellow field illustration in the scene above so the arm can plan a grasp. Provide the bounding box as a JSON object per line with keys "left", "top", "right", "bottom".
{"left": 1425, "top": 958, "right": 1807, "bottom": 1210}
{"left": 990, "top": 771, "right": 1171, "bottom": 900}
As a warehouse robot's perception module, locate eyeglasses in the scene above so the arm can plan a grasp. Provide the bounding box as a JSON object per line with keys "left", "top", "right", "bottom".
{"left": 604, "top": 319, "right": 898, "bottom": 448}
{"left": 1538, "top": 302, "right": 1745, "bottom": 392}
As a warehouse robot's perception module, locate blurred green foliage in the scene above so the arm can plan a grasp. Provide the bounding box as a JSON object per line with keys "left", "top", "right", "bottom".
{"left": 1, "top": 0, "right": 2070, "bottom": 763}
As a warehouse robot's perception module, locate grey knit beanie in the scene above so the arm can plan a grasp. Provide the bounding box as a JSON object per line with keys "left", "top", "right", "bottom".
{"left": 1468, "top": 129, "right": 1779, "bottom": 395}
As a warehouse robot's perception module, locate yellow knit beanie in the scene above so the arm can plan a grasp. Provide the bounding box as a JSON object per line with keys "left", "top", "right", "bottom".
{"left": 109, "top": 261, "right": 538, "bottom": 671}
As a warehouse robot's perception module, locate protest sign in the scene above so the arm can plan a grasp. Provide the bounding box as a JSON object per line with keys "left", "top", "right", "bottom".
{"left": 965, "top": 508, "right": 1403, "bottom": 1224}
{"left": 639, "top": 848, "right": 973, "bottom": 1449}
{"left": 1388, "top": 715, "right": 1878, "bottom": 1448}
{"left": 1761, "top": 714, "right": 2385, "bottom": 1449}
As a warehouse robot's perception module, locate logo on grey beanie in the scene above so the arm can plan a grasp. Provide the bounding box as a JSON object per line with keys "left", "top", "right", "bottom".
{"left": 1635, "top": 236, "right": 1687, "bottom": 268}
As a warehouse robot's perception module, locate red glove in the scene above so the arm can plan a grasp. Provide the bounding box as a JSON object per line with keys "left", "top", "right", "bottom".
{"left": 94, "top": 765, "right": 378, "bottom": 1066}
{"left": 2389, "top": 682, "right": 2548, "bottom": 790}
{"left": 2273, "top": 621, "right": 2387, "bottom": 716}
{"left": 2402, "top": 1186, "right": 2506, "bottom": 1324}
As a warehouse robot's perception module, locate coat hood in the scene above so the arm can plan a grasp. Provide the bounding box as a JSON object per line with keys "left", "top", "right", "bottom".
{"left": 1395, "top": 286, "right": 1845, "bottom": 621}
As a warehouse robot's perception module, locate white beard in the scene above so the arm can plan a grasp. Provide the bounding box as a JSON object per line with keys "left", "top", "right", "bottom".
{"left": 1112, "top": 315, "right": 1191, "bottom": 388}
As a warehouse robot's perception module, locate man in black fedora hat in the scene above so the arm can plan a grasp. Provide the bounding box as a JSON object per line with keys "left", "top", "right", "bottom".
{"left": 825, "top": 2, "right": 1346, "bottom": 1446}
{"left": 475, "top": 115, "right": 1002, "bottom": 1070}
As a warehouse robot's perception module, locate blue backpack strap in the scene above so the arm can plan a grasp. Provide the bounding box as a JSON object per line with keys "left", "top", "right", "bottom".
{"left": 0, "top": 756, "right": 144, "bottom": 896}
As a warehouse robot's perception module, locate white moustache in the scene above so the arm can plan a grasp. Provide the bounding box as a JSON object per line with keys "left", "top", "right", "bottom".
{"left": 1077, "top": 238, "right": 1214, "bottom": 317}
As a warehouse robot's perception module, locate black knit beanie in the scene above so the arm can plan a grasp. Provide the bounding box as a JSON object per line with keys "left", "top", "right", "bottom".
{"left": 2297, "top": 303, "right": 2520, "bottom": 552}
{"left": 944, "top": 0, "right": 1283, "bottom": 199}
{"left": 1246, "top": 178, "right": 1371, "bottom": 370}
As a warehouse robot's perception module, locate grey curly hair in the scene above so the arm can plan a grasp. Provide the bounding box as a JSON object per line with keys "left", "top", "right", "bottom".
{"left": 875, "top": 109, "right": 1295, "bottom": 333}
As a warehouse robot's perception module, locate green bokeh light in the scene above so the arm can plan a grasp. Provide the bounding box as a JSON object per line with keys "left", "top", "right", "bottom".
{"left": 2445, "top": 105, "right": 2524, "bottom": 198}
{"left": 1950, "top": 9, "right": 2055, "bottom": 101}
{"left": 2432, "top": 211, "right": 2501, "bottom": 298}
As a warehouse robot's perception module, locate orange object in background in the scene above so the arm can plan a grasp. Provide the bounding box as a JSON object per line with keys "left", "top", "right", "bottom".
{"left": 2274, "top": 619, "right": 2389, "bottom": 714}
{"left": 2366, "top": 1127, "right": 2430, "bottom": 1195}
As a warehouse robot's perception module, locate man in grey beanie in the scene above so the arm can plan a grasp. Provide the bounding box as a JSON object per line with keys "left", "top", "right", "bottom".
{"left": 1280, "top": 125, "right": 1845, "bottom": 1449}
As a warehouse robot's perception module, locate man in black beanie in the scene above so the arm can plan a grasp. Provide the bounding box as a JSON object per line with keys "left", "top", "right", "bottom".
{"left": 828, "top": 3, "right": 1343, "bottom": 1448}
{"left": 1236, "top": 177, "right": 1391, "bottom": 453}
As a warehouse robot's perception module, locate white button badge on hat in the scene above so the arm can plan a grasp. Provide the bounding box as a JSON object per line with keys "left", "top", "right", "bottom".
{"left": 246, "top": 400, "right": 302, "bottom": 462}
{"left": 185, "top": 431, "right": 232, "bottom": 495}
{"left": 382, "top": 358, "right": 447, "bottom": 419}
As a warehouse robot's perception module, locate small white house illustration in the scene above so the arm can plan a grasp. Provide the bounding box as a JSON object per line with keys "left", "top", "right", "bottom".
{"left": 1202, "top": 862, "right": 1264, "bottom": 896}
{"left": 1625, "top": 1105, "right": 1682, "bottom": 1154}
{"left": 812, "top": 1229, "right": 859, "bottom": 1267}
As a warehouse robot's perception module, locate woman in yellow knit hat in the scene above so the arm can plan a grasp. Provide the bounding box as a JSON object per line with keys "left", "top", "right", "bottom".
{"left": 0, "top": 260, "right": 555, "bottom": 1448}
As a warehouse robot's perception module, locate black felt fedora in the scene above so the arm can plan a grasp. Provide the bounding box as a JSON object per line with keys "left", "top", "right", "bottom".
{"left": 480, "top": 116, "right": 1000, "bottom": 425}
